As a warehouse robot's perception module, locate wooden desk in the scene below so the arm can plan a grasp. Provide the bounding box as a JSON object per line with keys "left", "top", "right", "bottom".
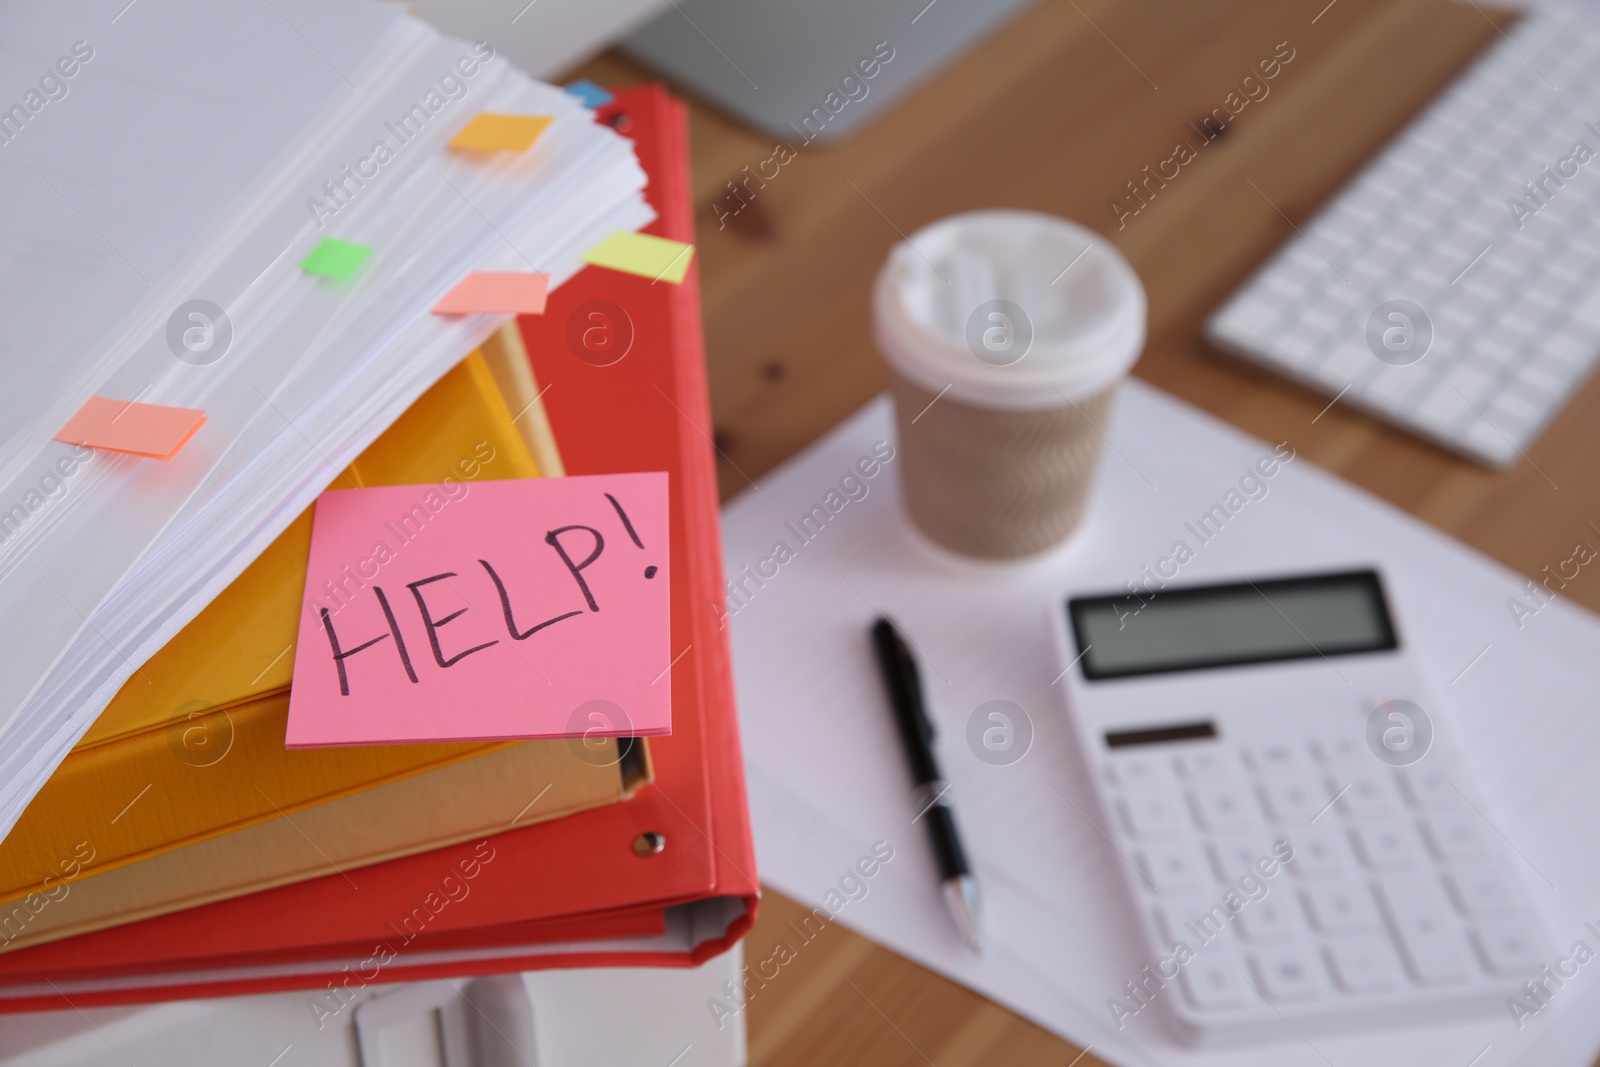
{"left": 576, "top": 0, "right": 1600, "bottom": 1060}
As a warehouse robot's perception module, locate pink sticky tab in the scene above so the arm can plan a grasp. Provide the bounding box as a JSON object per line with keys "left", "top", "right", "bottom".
{"left": 286, "top": 473, "right": 671, "bottom": 747}
{"left": 55, "top": 396, "right": 207, "bottom": 460}
{"left": 431, "top": 272, "right": 550, "bottom": 315}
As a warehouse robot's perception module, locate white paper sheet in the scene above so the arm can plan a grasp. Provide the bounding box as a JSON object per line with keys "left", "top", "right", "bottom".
{"left": 723, "top": 385, "right": 1600, "bottom": 1067}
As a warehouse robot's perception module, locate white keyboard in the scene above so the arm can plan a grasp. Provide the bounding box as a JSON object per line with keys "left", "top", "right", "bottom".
{"left": 1207, "top": 10, "right": 1600, "bottom": 466}
{"left": 1100, "top": 735, "right": 1550, "bottom": 1046}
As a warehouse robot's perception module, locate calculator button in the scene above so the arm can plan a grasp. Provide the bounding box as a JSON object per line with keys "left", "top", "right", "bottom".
{"left": 1421, "top": 813, "right": 1486, "bottom": 861}
{"left": 1302, "top": 882, "right": 1381, "bottom": 934}
{"left": 1312, "top": 735, "right": 1365, "bottom": 766}
{"left": 1117, "top": 789, "right": 1186, "bottom": 839}
{"left": 1256, "top": 777, "right": 1322, "bottom": 823}
{"left": 1180, "top": 950, "right": 1249, "bottom": 1010}
{"left": 1396, "top": 762, "right": 1455, "bottom": 808}
{"left": 1187, "top": 784, "right": 1260, "bottom": 832}
{"left": 1472, "top": 921, "right": 1541, "bottom": 975}
{"left": 1327, "top": 772, "right": 1401, "bottom": 818}
{"left": 1245, "top": 743, "right": 1301, "bottom": 774}
{"left": 1350, "top": 820, "right": 1422, "bottom": 871}
{"left": 1174, "top": 749, "right": 1237, "bottom": 782}
{"left": 1324, "top": 936, "right": 1402, "bottom": 993}
{"left": 1279, "top": 827, "right": 1352, "bottom": 879}
{"left": 1445, "top": 868, "right": 1515, "bottom": 918}
{"left": 1137, "top": 843, "right": 1208, "bottom": 895}
{"left": 1250, "top": 944, "right": 1330, "bottom": 1002}
{"left": 1236, "top": 895, "right": 1302, "bottom": 942}
{"left": 1208, "top": 835, "right": 1273, "bottom": 884}
{"left": 1377, "top": 876, "right": 1471, "bottom": 984}
{"left": 1158, "top": 900, "right": 1238, "bottom": 947}
{"left": 1104, "top": 756, "right": 1171, "bottom": 789}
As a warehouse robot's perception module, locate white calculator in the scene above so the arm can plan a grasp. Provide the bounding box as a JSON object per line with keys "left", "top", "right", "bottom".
{"left": 1051, "top": 568, "right": 1552, "bottom": 1047}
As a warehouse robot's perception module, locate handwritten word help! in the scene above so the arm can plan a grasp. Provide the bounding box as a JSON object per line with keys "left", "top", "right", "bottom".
{"left": 285, "top": 473, "right": 671, "bottom": 747}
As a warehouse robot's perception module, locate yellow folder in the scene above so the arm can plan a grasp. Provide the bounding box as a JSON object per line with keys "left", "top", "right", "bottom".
{"left": 0, "top": 350, "right": 628, "bottom": 909}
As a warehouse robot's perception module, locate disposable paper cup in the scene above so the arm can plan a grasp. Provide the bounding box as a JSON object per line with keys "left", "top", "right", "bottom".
{"left": 874, "top": 210, "right": 1146, "bottom": 559}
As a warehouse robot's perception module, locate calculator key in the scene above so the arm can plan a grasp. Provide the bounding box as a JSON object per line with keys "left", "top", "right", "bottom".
{"left": 1174, "top": 749, "right": 1237, "bottom": 782}
{"left": 1249, "top": 944, "right": 1330, "bottom": 1002}
{"left": 1327, "top": 772, "right": 1401, "bottom": 818}
{"left": 1312, "top": 735, "right": 1365, "bottom": 766}
{"left": 1279, "top": 827, "right": 1352, "bottom": 879}
{"left": 1324, "top": 936, "right": 1402, "bottom": 993}
{"left": 1257, "top": 777, "right": 1322, "bottom": 823}
{"left": 1117, "top": 789, "right": 1186, "bottom": 839}
{"left": 1302, "top": 882, "right": 1381, "bottom": 934}
{"left": 1397, "top": 762, "right": 1456, "bottom": 808}
{"left": 1188, "top": 783, "right": 1260, "bottom": 831}
{"left": 1104, "top": 756, "right": 1172, "bottom": 789}
{"left": 1236, "top": 894, "right": 1302, "bottom": 942}
{"left": 1208, "top": 835, "right": 1274, "bottom": 884}
{"left": 1421, "top": 813, "right": 1486, "bottom": 861}
{"left": 1137, "top": 843, "right": 1208, "bottom": 895}
{"left": 1445, "top": 868, "right": 1515, "bottom": 918}
{"left": 1158, "top": 900, "right": 1238, "bottom": 947}
{"left": 1180, "top": 950, "right": 1249, "bottom": 1010}
{"left": 1350, "top": 820, "right": 1422, "bottom": 871}
{"left": 1377, "top": 876, "right": 1471, "bottom": 984}
{"left": 1245, "top": 743, "right": 1302, "bottom": 774}
{"left": 1472, "top": 920, "right": 1542, "bottom": 975}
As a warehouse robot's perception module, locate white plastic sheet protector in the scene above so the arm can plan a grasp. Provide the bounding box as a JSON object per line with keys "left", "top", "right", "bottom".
{"left": 723, "top": 386, "right": 1600, "bottom": 1067}
{"left": 0, "top": 0, "right": 651, "bottom": 835}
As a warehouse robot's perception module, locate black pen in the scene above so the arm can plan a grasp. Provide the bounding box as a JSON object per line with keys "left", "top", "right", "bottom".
{"left": 870, "top": 616, "right": 983, "bottom": 952}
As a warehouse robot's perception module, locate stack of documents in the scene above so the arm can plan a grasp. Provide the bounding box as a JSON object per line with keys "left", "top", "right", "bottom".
{"left": 0, "top": 74, "right": 757, "bottom": 1013}
{"left": 0, "top": 0, "right": 651, "bottom": 839}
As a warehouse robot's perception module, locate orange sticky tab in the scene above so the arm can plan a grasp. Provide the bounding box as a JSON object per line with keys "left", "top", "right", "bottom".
{"left": 448, "top": 114, "right": 553, "bottom": 152}
{"left": 55, "top": 396, "right": 207, "bottom": 460}
{"left": 431, "top": 272, "right": 550, "bottom": 315}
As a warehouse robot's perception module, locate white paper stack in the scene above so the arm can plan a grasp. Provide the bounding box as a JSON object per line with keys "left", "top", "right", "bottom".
{"left": 0, "top": 0, "right": 652, "bottom": 837}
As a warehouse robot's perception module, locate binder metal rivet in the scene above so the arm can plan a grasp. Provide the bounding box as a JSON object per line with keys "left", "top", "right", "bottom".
{"left": 632, "top": 831, "right": 666, "bottom": 856}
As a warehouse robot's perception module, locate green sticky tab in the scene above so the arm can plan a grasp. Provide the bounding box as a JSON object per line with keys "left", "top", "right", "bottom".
{"left": 301, "top": 237, "right": 372, "bottom": 281}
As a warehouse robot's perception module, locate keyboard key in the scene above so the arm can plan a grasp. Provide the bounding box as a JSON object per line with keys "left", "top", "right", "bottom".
{"left": 1445, "top": 868, "right": 1515, "bottom": 918}
{"left": 1377, "top": 876, "right": 1472, "bottom": 984}
{"left": 1351, "top": 820, "right": 1422, "bottom": 871}
{"left": 1117, "top": 789, "right": 1186, "bottom": 840}
{"left": 1280, "top": 827, "right": 1352, "bottom": 879}
{"left": 1302, "top": 882, "right": 1381, "bottom": 934}
{"left": 1421, "top": 813, "right": 1486, "bottom": 861}
{"left": 1324, "top": 936, "right": 1403, "bottom": 993}
{"left": 1188, "top": 783, "right": 1260, "bottom": 831}
{"left": 1257, "top": 777, "right": 1322, "bottom": 823}
{"left": 1250, "top": 945, "right": 1330, "bottom": 1002}
{"left": 1473, "top": 920, "right": 1542, "bottom": 975}
{"left": 1236, "top": 895, "right": 1302, "bottom": 943}
{"left": 1180, "top": 950, "right": 1249, "bottom": 1010}
{"left": 1137, "top": 843, "right": 1208, "bottom": 895}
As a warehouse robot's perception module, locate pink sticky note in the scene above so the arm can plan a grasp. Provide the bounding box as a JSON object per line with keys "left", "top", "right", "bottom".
{"left": 286, "top": 473, "right": 671, "bottom": 747}
{"left": 431, "top": 272, "right": 550, "bottom": 315}
{"left": 55, "top": 396, "right": 207, "bottom": 460}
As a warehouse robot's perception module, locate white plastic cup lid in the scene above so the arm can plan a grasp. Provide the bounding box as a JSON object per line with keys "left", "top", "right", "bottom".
{"left": 873, "top": 210, "right": 1146, "bottom": 410}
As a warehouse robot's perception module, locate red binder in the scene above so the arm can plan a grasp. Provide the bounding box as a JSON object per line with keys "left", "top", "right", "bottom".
{"left": 0, "top": 85, "right": 757, "bottom": 1013}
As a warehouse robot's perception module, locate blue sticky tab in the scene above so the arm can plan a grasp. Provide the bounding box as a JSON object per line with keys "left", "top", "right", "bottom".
{"left": 564, "top": 79, "right": 615, "bottom": 109}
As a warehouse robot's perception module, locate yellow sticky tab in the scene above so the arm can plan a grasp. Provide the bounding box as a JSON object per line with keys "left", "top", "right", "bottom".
{"left": 580, "top": 231, "right": 696, "bottom": 284}
{"left": 449, "top": 113, "right": 553, "bottom": 152}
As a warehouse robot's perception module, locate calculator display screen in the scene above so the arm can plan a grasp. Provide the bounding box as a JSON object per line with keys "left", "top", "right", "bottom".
{"left": 1068, "top": 570, "right": 1397, "bottom": 680}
